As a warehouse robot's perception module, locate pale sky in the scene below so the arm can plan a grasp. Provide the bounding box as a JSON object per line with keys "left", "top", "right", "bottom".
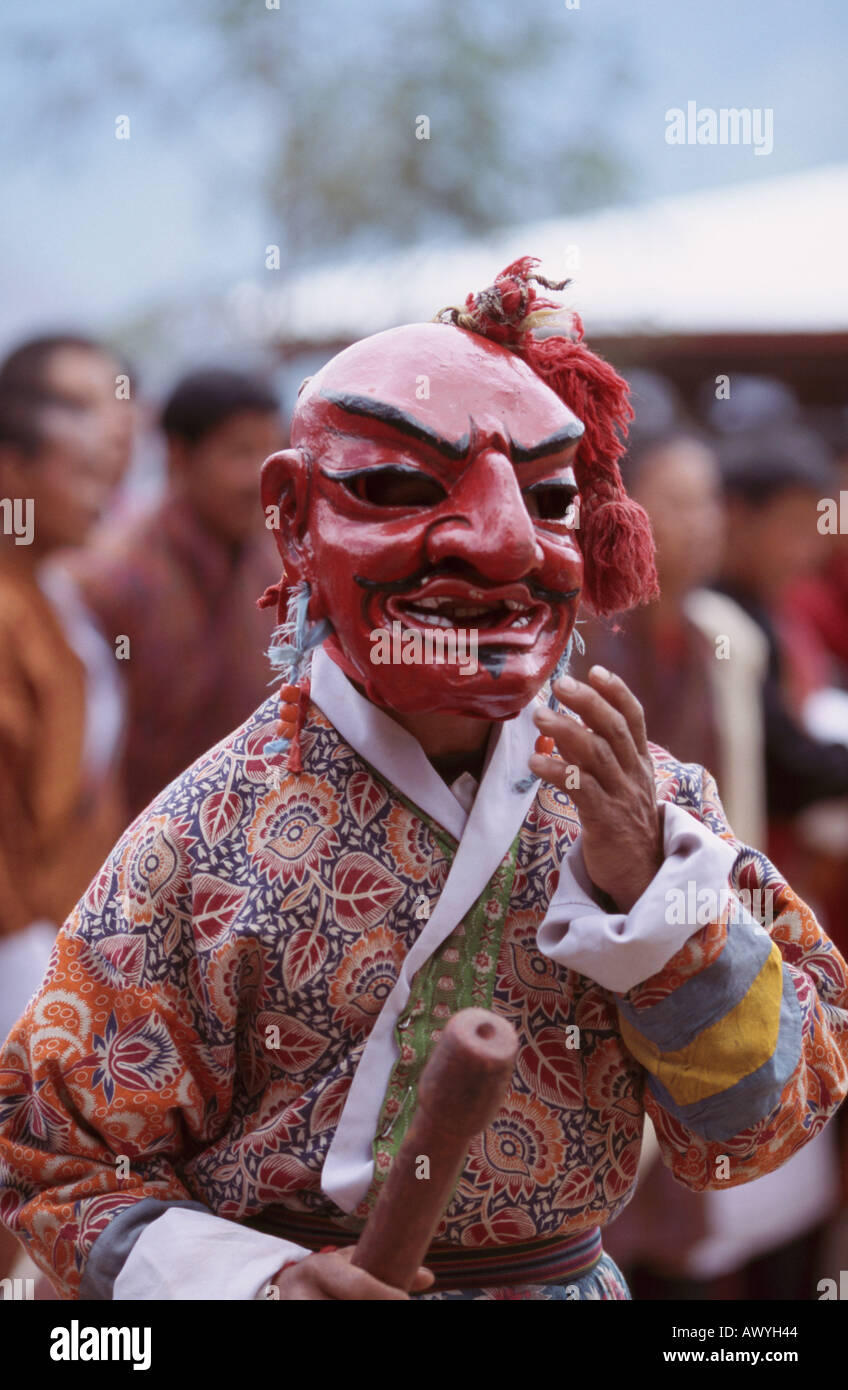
{"left": 1, "top": 0, "right": 845, "bottom": 363}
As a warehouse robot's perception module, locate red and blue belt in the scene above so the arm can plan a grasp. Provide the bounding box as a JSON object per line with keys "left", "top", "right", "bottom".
{"left": 246, "top": 1207, "right": 604, "bottom": 1290}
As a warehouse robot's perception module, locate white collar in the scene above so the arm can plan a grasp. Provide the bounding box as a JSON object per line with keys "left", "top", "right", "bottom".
{"left": 310, "top": 646, "right": 539, "bottom": 842}
{"left": 313, "top": 645, "right": 544, "bottom": 1213}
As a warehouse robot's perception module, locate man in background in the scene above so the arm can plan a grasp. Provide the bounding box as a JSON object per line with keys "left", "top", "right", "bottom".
{"left": 0, "top": 334, "right": 134, "bottom": 497}
{"left": 716, "top": 428, "right": 848, "bottom": 823}
{"left": 71, "top": 368, "right": 284, "bottom": 817}
{"left": 0, "top": 385, "right": 127, "bottom": 953}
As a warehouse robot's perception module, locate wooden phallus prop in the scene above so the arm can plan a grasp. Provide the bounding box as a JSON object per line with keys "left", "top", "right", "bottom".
{"left": 352, "top": 1007, "right": 518, "bottom": 1291}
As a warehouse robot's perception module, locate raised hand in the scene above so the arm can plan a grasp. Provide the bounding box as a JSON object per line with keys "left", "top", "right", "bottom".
{"left": 529, "top": 665, "right": 663, "bottom": 913}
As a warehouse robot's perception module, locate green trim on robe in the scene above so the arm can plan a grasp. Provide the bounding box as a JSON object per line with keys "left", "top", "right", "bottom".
{"left": 362, "top": 784, "right": 521, "bottom": 1213}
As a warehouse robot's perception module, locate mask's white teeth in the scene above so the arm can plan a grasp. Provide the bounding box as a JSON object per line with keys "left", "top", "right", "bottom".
{"left": 407, "top": 597, "right": 501, "bottom": 622}
{"left": 411, "top": 611, "right": 454, "bottom": 628}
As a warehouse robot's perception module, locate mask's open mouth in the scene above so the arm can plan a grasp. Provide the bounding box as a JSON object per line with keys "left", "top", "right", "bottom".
{"left": 383, "top": 579, "right": 553, "bottom": 648}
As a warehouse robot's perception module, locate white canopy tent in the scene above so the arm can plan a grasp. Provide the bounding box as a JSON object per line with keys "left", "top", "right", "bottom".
{"left": 239, "top": 163, "right": 847, "bottom": 350}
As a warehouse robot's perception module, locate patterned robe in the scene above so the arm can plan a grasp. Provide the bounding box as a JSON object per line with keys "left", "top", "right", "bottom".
{"left": 1, "top": 678, "right": 846, "bottom": 1299}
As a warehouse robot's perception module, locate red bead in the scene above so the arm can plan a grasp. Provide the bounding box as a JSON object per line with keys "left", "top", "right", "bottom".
{"left": 534, "top": 735, "right": 555, "bottom": 755}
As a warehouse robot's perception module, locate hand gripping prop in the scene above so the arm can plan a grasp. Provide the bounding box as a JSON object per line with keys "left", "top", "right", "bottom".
{"left": 351, "top": 1007, "right": 519, "bottom": 1291}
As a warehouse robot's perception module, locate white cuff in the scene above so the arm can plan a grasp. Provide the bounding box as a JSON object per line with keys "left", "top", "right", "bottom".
{"left": 536, "top": 801, "right": 738, "bottom": 993}
{"left": 112, "top": 1208, "right": 311, "bottom": 1300}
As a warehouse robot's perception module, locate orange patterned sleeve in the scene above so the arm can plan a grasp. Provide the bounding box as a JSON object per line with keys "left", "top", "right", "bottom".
{"left": 0, "top": 902, "right": 232, "bottom": 1298}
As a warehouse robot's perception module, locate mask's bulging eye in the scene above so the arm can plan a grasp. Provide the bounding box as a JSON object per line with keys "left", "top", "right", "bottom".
{"left": 344, "top": 468, "right": 447, "bottom": 508}
{"left": 525, "top": 483, "right": 580, "bottom": 524}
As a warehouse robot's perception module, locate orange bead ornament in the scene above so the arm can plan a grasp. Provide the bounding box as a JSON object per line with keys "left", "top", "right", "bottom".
{"left": 534, "top": 735, "right": 555, "bottom": 755}
{"left": 275, "top": 681, "right": 301, "bottom": 743}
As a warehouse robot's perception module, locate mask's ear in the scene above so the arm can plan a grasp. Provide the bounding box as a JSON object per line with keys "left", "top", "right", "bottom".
{"left": 260, "top": 447, "right": 312, "bottom": 579}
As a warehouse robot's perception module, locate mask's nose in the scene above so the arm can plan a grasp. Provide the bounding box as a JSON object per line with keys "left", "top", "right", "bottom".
{"left": 425, "top": 449, "right": 543, "bottom": 580}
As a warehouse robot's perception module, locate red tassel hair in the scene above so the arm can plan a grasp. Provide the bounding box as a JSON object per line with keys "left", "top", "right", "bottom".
{"left": 436, "top": 256, "right": 659, "bottom": 616}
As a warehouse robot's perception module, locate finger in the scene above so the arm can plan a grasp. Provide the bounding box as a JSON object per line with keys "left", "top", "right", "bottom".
{"left": 533, "top": 708, "right": 622, "bottom": 792}
{"left": 285, "top": 1282, "right": 334, "bottom": 1301}
{"left": 339, "top": 1246, "right": 433, "bottom": 1292}
{"left": 337, "top": 1242, "right": 428, "bottom": 1289}
{"left": 585, "top": 666, "right": 649, "bottom": 757}
{"left": 527, "top": 752, "right": 606, "bottom": 811}
{"left": 315, "top": 1252, "right": 410, "bottom": 1301}
{"left": 551, "top": 672, "right": 645, "bottom": 772}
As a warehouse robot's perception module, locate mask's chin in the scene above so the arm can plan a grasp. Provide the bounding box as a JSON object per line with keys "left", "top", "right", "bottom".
{"left": 347, "top": 641, "right": 571, "bottom": 721}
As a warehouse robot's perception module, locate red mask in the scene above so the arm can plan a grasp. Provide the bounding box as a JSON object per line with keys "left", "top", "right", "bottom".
{"left": 261, "top": 322, "right": 585, "bottom": 720}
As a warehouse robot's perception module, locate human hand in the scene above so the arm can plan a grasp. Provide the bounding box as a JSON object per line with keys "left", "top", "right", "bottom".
{"left": 267, "top": 1244, "right": 435, "bottom": 1300}
{"left": 529, "top": 666, "right": 663, "bottom": 913}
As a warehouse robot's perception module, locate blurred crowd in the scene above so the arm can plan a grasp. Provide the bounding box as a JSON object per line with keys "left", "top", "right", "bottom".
{"left": 0, "top": 337, "right": 284, "bottom": 1026}
{"left": 0, "top": 331, "right": 846, "bottom": 1299}
{"left": 571, "top": 369, "right": 848, "bottom": 1302}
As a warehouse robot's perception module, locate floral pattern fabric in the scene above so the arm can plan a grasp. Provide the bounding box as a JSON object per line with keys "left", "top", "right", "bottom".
{"left": 0, "top": 694, "right": 846, "bottom": 1298}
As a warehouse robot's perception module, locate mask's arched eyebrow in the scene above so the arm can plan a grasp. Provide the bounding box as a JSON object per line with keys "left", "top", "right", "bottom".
{"left": 511, "top": 423, "right": 584, "bottom": 464}
{"left": 321, "top": 391, "right": 469, "bottom": 461}
{"left": 321, "top": 389, "right": 584, "bottom": 465}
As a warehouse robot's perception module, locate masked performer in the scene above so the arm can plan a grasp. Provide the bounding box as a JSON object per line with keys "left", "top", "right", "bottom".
{"left": 1, "top": 260, "right": 846, "bottom": 1302}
